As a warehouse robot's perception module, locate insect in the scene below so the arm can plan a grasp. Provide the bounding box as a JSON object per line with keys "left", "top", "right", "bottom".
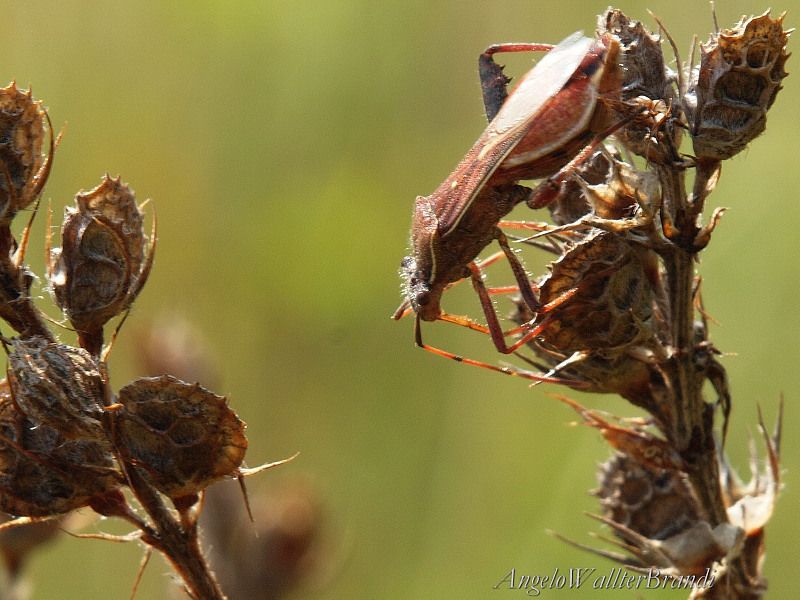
{"left": 395, "top": 32, "right": 627, "bottom": 357}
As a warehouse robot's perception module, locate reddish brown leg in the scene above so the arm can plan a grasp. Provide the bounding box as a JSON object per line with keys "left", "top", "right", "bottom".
{"left": 487, "top": 285, "right": 521, "bottom": 295}
{"left": 414, "top": 314, "right": 572, "bottom": 385}
{"left": 498, "top": 219, "right": 557, "bottom": 232}
{"left": 466, "top": 261, "right": 578, "bottom": 355}
{"left": 495, "top": 230, "right": 539, "bottom": 313}
{"left": 479, "top": 42, "right": 554, "bottom": 121}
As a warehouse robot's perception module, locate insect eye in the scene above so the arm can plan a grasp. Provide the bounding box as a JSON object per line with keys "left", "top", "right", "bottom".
{"left": 416, "top": 291, "right": 431, "bottom": 307}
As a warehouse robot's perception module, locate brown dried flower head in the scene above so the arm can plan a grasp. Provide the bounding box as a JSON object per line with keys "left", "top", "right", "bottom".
{"left": 536, "top": 232, "right": 658, "bottom": 352}
{"left": 0, "top": 380, "right": 118, "bottom": 517}
{"left": 547, "top": 148, "right": 616, "bottom": 225}
{"left": 0, "top": 82, "right": 51, "bottom": 223}
{"left": 597, "top": 452, "right": 699, "bottom": 541}
{"left": 600, "top": 9, "right": 671, "bottom": 101}
{"left": 8, "top": 337, "right": 105, "bottom": 440}
{"left": 591, "top": 452, "right": 742, "bottom": 577}
{"left": 579, "top": 154, "right": 660, "bottom": 222}
{"left": 688, "top": 11, "right": 790, "bottom": 160}
{"left": 598, "top": 10, "right": 680, "bottom": 163}
{"left": 114, "top": 375, "right": 247, "bottom": 500}
{"left": 49, "top": 175, "right": 153, "bottom": 344}
{"left": 511, "top": 232, "right": 663, "bottom": 399}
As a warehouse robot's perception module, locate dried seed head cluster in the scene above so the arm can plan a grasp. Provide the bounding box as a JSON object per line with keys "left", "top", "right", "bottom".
{"left": 396, "top": 6, "right": 789, "bottom": 597}
{"left": 0, "top": 143, "right": 249, "bottom": 513}
{"left": 0, "top": 82, "right": 262, "bottom": 599}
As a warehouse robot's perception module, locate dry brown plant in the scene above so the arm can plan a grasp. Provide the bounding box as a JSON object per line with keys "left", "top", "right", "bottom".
{"left": 396, "top": 7, "right": 789, "bottom": 598}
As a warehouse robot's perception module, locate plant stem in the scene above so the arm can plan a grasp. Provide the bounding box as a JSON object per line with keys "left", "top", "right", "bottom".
{"left": 124, "top": 465, "right": 227, "bottom": 600}
{"left": 658, "top": 166, "right": 727, "bottom": 528}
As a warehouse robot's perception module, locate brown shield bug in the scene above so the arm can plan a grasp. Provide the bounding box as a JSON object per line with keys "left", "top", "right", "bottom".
{"left": 395, "top": 32, "right": 627, "bottom": 360}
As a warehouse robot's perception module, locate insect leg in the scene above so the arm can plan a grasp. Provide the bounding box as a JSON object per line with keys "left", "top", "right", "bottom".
{"left": 495, "top": 230, "right": 540, "bottom": 313}
{"left": 467, "top": 261, "right": 579, "bottom": 355}
{"left": 479, "top": 43, "right": 554, "bottom": 122}
{"left": 413, "top": 313, "right": 575, "bottom": 385}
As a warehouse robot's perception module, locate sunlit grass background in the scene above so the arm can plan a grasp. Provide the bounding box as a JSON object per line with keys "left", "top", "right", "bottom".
{"left": 2, "top": 0, "right": 798, "bottom": 598}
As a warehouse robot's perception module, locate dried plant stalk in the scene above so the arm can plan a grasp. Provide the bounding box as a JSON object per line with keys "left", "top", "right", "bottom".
{"left": 0, "top": 80, "right": 291, "bottom": 598}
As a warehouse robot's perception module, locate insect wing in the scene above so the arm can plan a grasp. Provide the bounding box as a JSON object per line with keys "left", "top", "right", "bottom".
{"left": 436, "top": 33, "right": 595, "bottom": 236}
{"left": 490, "top": 33, "right": 594, "bottom": 136}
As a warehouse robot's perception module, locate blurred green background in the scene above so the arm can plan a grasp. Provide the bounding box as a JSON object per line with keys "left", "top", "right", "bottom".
{"left": 2, "top": 0, "right": 798, "bottom": 598}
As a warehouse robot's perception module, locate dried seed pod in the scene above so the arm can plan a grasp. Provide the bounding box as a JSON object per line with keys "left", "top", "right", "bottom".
{"left": 114, "top": 375, "right": 247, "bottom": 500}
{"left": 49, "top": 175, "right": 153, "bottom": 354}
{"left": 687, "top": 11, "right": 789, "bottom": 160}
{"left": 600, "top": 10, "right": 671, "bottom": 101}
{"left": 548, "top": 148, "right": 660, "bottom": 229}
{"left": 0, "top": 82, "right": 51, "bottom": 222}
{"left": 0, "top": 381, "right": 119, "bottom": 517}
{"left": 547, "top": 148, "right": 615, "bottom": 226}
{"left": 596, "top": 452, "right": 699, "bottom": 541}
{"left": 598, "top": 10, "right": 680, "bottom": 162}
{"left": 578, "top": 153, "right": 660, "bottom": 222}
{"left": 509, "top": 231, "right": 668, "bottom": 409}
{"left": 538, "top": 232, "right": 658, "bottom": 352}
{"left": 588, "top": 451, "right": 742, "bottom": 577}
{"left": 8, "top": 337, "right": 105, "bottom": 440}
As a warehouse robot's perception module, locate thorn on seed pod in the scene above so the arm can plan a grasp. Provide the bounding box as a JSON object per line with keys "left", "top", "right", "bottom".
{"left": 48, "top": 175, "right": 154, "bottom": 356}
{"left": 687, "top": 11, "right": 790, "bottom": 160}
